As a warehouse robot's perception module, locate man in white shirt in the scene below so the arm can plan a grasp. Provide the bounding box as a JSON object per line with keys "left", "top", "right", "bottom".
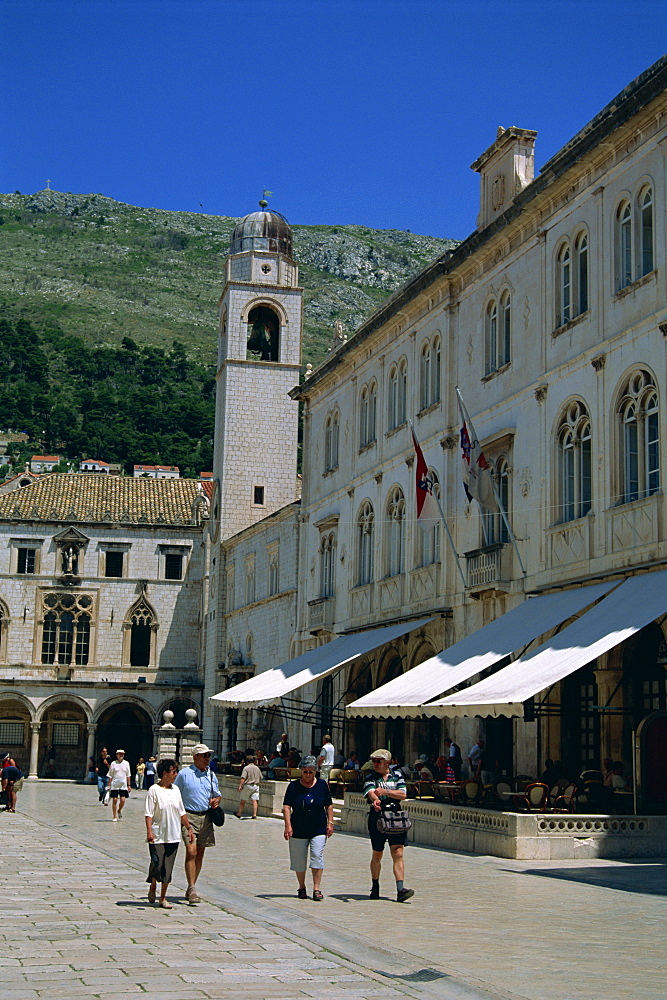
{"left": 106, "top": 749, "right": 131, "bottom": 821}
{"left": 317, "top": 735, "right": 335, "bottom": 783}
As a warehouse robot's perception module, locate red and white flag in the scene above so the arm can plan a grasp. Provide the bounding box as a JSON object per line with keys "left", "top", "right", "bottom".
{"left": 410, "top": 423, "right": 441, "bottom": 532}
{"left": 456, "top": 387, "right": 498, "bottom": 512}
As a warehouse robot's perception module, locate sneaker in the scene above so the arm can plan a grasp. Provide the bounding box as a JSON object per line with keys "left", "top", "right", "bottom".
{"left": 369, "top": 886, "right": 380, "bottom": 900}
{"left": 112, "top": 817, "right": 118, "bottom": 822}
{"left": 396, "top": 888, "right": 414, "bottom": 903}
{"left": 185, "top": 887, "right": 201, "bottom": 905}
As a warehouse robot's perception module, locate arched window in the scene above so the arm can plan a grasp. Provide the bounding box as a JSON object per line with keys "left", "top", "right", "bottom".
{"left": 324, "top": 411, "right": 339, "bottom": 471}
{"left": 500, "top": 292, "right": 511, "bottom": 367}
{"left": 320, "top": 531, "right": 336, "bottom": 598}
{"left": 419, "top": 342, "right": 432, "bottom": 411}
{"left": 388, "top": 365, "right": 399, "bottom": 430}
{"left": 357, "top": 501, "right": 374, "bottom": 586}
{"left": 420, "top": 470, "right": 441, "bottom": 566}
{"left": 639, "top": 187, "right": 654, "bottom": 277}
{"left": 40, "top": 593, "right": 93, "bottom": 666}
{"left": 246, "top": 305, "right": 280, "bottom": 361}
{"left": 558, "top": 244, "right": 571, "bottom": 325}
{"left": 360, "top": 384, "right": 377, "bottom": 448}
{"left": 432, "top": 336, "right": 441, "bottom": 404}
{"left": 397, "top": 359, "right": 407, "bottom": 425}
{"left": 558, "top": 401, "right": 592, "bottom": 522}
{"left": 617, "top": 202, "right": 633, "bottom": 290}
{"left": 575, "top": 232, "right": 588, "bottom": 315}
{"left": 485, "top": 300, "right": 498, "bottom": 375}
{"left": 619, "top": 371, "right": 660, "bottom": 503}
{"left": 385, "top": 486, "right": 405, "bottom": 578}
{"left": 129, "top": 598, "right": 154, "bottom": 667}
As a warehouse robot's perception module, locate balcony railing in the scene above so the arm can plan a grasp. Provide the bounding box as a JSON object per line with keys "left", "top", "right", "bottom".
{"left": 308, "top": 596, "right": 336, "bottom": 632}
{"left": 465, "top": 542, "right": 512, "bottom": 593}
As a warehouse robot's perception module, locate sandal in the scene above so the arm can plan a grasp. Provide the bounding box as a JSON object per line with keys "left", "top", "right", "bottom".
{"left": 147, "top": 887, "right": 156, "bottom": 904}
{"left": 159, "top": 899, "right": 173, "bottom": 909}
{"left": 313, "top": 890, "right": 323, "bottom": 901}
{"left": 297, "top": 887, "right": 307, "bottom": 899}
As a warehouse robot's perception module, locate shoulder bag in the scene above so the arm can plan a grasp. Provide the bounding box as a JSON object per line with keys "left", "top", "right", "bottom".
{"left": 207, "top": 769, "right": 225, "bottom": 826}
{"left": 376, "top": 804, "right": 412, "bottom": 834}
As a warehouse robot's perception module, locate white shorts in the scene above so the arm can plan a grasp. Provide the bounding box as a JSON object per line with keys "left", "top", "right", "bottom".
{"left": 242, "top": 783, "right": 260, "bottom": 801}
{"left": 288, "top": 834, "right": 327, "bottom": 871}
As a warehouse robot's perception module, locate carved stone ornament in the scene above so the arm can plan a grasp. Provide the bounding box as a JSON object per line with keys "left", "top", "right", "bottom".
{"left": 659, "top": 322, "right": 667, "bottom": 337}
{"left": 591, "top": 355, "right": 606, "bottom": 372}
{"left": 519, "top": 468, "right": 532, "bottom": 498}
{"left": 441, "top": 434, "right": 458, "bottom": 451}
{"left": 534, "top": 385, "right": 548, "bottom": 404}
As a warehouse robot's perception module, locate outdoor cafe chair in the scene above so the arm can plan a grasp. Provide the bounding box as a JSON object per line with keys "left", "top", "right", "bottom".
{"left": 494, "top": 781, "right": 513, "bottom": 809}
{"left": 552, "top": 782, "right": 577, "bottom": 812}
{"left": 460, "top": 779, "right": 483, "bottom": 805}
{"left": 271, "top": 767, "right": 291, "bottom": 781}
{"left": 513, "top": 781, "right": 551, "bottom": 812}
{"left": 339, "top": 769, "right": 362, "bottom": 795}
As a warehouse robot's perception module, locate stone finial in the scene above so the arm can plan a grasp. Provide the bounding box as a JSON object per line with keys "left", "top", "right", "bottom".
{"left": 184, "top": 708, "right": 199, "bottom": 729}
{"left": 305, "top": 363, "right": 313, "bottom": 379}
{"left": 496, "top": 126, "right": 506, "bottom": 139}
{"left": 161, "top": 710, "right": 175, "bottom": 729}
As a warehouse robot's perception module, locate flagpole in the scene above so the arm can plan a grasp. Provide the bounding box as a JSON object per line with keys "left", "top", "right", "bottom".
{"left": 455, "top": 386, "right": 526, "bottom": 578}
{"left": 435, "top": 492, "right": 467, "bottom": 591}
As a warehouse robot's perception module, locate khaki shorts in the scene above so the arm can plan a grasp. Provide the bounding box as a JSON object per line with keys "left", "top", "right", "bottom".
{"left": 183, "top": 811, "right": 216, "bottom": 848}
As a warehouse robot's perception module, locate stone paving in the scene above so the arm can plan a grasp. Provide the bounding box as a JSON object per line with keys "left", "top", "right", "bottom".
{"left": 3, "top": 782, "right": 667, "bottom": 1000}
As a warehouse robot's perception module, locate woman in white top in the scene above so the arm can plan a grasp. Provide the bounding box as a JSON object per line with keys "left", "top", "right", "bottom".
{"left": 144, "top": 758, "right": 194, "bottom": 908}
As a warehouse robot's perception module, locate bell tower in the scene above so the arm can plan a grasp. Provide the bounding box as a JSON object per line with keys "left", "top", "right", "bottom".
{"left": 213, "top": 201, "right": 302, "bottom": 541}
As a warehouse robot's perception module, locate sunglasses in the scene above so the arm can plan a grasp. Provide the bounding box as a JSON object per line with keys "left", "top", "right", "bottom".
{"left": 371, "top": 758, "right": 385, "bottom": 763}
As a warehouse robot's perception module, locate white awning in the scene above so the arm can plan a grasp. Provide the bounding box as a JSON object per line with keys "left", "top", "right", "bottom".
{"left": 346, "top": 580, "right": 617, "bottom": 718}
{"left": 209, "top": 617, "right": 435, "bottom": 709}
{"left": 431, "top": 570, "right": 667, "bottom": 718}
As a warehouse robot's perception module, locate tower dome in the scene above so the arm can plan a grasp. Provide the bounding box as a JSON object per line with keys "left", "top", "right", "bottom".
{"left": 230, "top": 202, "right": 293, "bottom": 257}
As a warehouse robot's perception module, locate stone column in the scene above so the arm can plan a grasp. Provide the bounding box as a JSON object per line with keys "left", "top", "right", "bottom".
{"left": 156, "top": 710, "right": 178, "bottom": 762}
{"left": 85, "top": 723, "right": 97, "bottom": 781}
{"left": 27, "top": 722, "right": 41, "bottom": 780}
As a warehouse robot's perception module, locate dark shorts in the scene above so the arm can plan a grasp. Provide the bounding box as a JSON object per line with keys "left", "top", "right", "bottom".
{"left": 367, "top": 809, "right": 408, "bottom": 852}
{"left": 109, "top": 788, "right": 128, "bottom": 798}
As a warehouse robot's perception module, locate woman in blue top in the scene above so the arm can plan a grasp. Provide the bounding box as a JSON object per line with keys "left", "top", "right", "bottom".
{"left": 282, "top": 756, "right": 334, "bottom": 900}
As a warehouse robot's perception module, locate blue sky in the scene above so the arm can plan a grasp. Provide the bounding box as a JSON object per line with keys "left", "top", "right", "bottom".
{"left": 3, "top": 1, "right": 666, "bottom": 239}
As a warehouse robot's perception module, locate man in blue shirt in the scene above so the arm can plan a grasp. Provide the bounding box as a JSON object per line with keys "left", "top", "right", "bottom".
{"left": 174, "top": 743, "right": 221, "bottom": 905}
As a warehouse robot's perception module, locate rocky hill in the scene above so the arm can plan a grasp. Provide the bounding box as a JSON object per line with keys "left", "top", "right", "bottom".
{"left": 0, "top": 190, "right": 457, "bottom": 367}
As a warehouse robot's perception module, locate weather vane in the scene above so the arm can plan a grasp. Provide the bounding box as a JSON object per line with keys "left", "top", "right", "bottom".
{"left": 259, "top": 189, "right": 273, "bottom": 208}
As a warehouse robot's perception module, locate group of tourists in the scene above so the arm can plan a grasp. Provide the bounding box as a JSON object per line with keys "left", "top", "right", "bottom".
{"left": 134, "top": 741, "right": 415, "bottom": 909}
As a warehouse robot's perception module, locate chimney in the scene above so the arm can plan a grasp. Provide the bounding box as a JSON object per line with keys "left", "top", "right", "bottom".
{"left": 471, "top": 127, "right": 537, "bottom": 230}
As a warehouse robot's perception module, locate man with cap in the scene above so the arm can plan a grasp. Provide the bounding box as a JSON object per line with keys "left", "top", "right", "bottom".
{"left": 106, "top": 749, "right": 131, "bottom": 822}
{"left": 174, "top": 743, "right": 221, "bottom": 905}
{"left": 363, "top": 748, "right": 414, "bottom": 903}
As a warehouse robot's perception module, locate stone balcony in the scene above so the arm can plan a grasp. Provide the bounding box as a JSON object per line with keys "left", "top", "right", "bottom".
{"left": 307, "top": 596, "right": 336, "bottom": 633}
{"left": 465, "top": 542, "right": 512, "bottom": 595}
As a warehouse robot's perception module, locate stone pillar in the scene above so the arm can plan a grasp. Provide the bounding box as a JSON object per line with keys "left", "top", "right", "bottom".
{"left": 27, "top": 722, "right": 41, "bottom": 780}
{"left": 85, "top": 723, "right": 97, "bottom": 781}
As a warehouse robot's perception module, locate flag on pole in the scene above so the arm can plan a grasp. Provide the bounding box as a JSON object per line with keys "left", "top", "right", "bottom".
{"left": 410, "top": 423, "right": 441, "bottom": 531}
{"left": 456, "top": 387, "right": 498, "bottom": 511}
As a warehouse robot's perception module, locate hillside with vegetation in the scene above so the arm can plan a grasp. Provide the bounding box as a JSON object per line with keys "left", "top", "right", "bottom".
{"left": 0, "top": 190, "right": 457, "bottom": 473}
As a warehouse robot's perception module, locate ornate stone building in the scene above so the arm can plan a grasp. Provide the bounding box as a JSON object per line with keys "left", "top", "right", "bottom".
{"left": 0, "top": 475, "right": 207, "bottom": 777}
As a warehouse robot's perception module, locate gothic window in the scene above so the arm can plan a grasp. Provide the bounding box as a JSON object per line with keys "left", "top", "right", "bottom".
{"left": 127, "top": 597, "right": 155, "bottom": 668}
{"left": 388, "top": 365, "right": 399, "bottom": 429}
{"left": 324, "top": 410, "right": 339, "bottom": 471}
{"left": 320, "top": 531, "right": 336, "bottom": 598}
{"left": 40, "top": 592, "right": 93, "bottom": 666}
{"left": 246, "top": 305, "right": 279, "bottom": 361}
{"left": 360, "top": 382, "right": 377, "bottom": 447}
{"left": 397, "top": 359, "right": 407, "bottom": 425}
{"left": 245, "top": 556, "right": 256, "bottom": 605}
{"left": 420, "top": 470, "right": 441, "bottom": 566}
{"left": 485, "top": 296, "right": 511, "bottom": 374}
{"left": 226, "top": 565, "right": 235, "bottom": 612}
{"left": 619, "top": 370, "right": 660, "bottom": 504}
{"left": 500, "top": 292, "right": 511, "bottom": 367}
{"left": 557, "top": 402, "right": 592, "bottom": 523}
{"left": 356, "top": 501, "right": 374, "bottom": 586}
{"left": 639, "top": 186, "right": 654, "bottom": 277}
{"left": 385, "top": 486, "right": 405, "bottom": 578}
